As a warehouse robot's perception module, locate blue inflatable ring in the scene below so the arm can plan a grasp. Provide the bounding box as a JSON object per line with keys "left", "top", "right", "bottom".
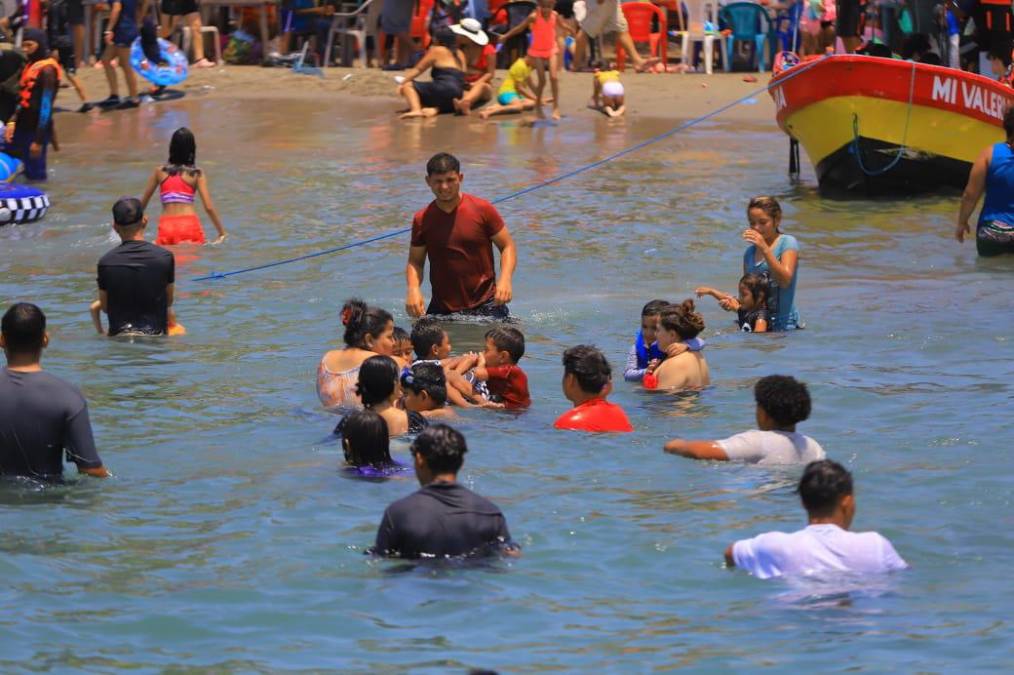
{"left": 0, "top": 152, "right": 22, "bottom": 182}
{"left": 130, "top": 37, "right": 189, "bottom": 87}
{"left": 0, "top": 183, "right": 49, "bottom": 225}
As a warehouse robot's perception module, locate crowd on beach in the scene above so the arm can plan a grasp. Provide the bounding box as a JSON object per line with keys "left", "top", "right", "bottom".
{"left": 2, "top": 141, "right": 928, "bottom": 582}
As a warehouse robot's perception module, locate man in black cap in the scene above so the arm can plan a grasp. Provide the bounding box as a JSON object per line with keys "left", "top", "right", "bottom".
{"left": 93, "top": 198, "right": 176, "bottom": 337}
{"left": 3, "top": 28, "right": 58, "bottom": 181}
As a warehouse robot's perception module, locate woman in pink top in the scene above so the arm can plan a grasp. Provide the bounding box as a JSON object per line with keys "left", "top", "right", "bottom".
{"left": 318, "top": 299, "right": 397, "bottom": 413}
{"left": 140, "top": 127, "right": 227, "bottom": 246}
{"left": 495, "top": 0, "right": 564, "bottom": 119}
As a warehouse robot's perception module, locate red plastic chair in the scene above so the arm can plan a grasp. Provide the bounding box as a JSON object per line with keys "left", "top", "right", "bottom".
{"left": 410, "top": 0, "right": 437, "bottom": 49}
{"left": 616, "top": 2, "right": 667, "bottom": 71}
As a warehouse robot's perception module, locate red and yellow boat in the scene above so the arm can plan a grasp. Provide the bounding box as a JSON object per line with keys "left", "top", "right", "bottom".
{"left": 769, "top": 55, "right": 1014, "bottom": 194}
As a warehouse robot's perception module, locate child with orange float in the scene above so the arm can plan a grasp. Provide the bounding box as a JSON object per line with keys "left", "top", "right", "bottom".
{"left": 494, "top": 0, "right": 564, "bottom": 119}
{"left": 554, "top": 345, "right": 632, "bottom": 433}
{"left": 139, "top": 127, "right": 227, "bottom": 246}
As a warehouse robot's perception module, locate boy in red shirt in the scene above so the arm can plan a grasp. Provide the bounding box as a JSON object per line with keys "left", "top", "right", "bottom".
{"left": 471, "top": 326, "right": 530, "bottom": 409}
{"left": 554, "top": 345, "right": 633, "bottom": 433}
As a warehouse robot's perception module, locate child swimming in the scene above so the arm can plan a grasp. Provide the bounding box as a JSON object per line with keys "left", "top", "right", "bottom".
{"left": 623, "top": 299, "right": 667, "bottom": 382}
{"left": 410, "top": 318, "right": 483, "bottom": 407}
{"left": 392, "top": 326, "right": 413, "bottom": 362}
{"left": 589, "top": 60, "right": 625, "bottom": 118}
{"left": 696, "top": 273, "right": 770, "bottom": 333}
{"left": 471, "top": 326, "right": 531, "bottom": 409}
{"left": 494, "top": 0, "right": 563, "bottom": 119}
{"left": 334, "top": 355, "right": 428, "bottom": 437}
{"left": 340, "top": 408, "right": 407, "bottom": 479}
{"left": 401, "top": 362, "right": 455, "bottom": 419}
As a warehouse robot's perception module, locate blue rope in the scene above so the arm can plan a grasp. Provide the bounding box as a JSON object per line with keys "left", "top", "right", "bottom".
{"left": 849, "top": 60, "right": 917, "bottom": 177}
{"left": 193, "top": 56, "right": 827, "bottom": 283}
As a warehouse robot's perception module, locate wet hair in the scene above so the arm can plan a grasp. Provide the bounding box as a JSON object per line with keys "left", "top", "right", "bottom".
{"left": 167, "top": 127, "right": 197, "bottom": 168}
{"left": 659, "top": 299, "right": 705, "bottom": 340}
{"left": 641, "top": 299, "right": 669, "bottom": 318}
{"left": 341, "top": 298, "right": 393, "bottom": 350}
{"left": 392, "top": 326, "right": 409, "bottom": 345}
{"left": 1005, "top": 106, "right": 1014, "bottom": 141}
{"left": 797, "top": 460, "right": 853, "bottom": 517}
{"left": 112, "top": 197, "right": 144, "bottom": 227}
{"left": 401, "top": 362, "right": 448, "bottom": 406}
{"left": 356, "top": 355, "right": 399, "bottom": 407}
{"left": 341, "top": 409, "right": 394, "bottom": 468}
{"left": 754, "top": 375, "right": 811, "bottom": 427}
{"left": 1, "top": 302, "right": 45, "bottom": 354}
{"left": 426, "top": 152, "right": 460, "bottom": 176}
{"left": 738, "top": 274, "right": 768, "bottom": 307}
{"left": 411, "top": 423, "right": 468, "bottom": 474}
{"left": 410, "top": 318, "right": 446, "bottom": 359}
{"left": 485, "top": 325, "right": 525, "bottom": 363}
{"left": 562, "top": 344, "right": 612, "bottom": 394}
{"left": 747, "top": 195, "right": 782, "bottom": 223}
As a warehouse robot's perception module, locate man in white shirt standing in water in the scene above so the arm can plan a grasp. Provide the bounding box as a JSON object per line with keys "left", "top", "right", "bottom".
{"left": 725, "top": 460, "right": 908, "bottom": 579}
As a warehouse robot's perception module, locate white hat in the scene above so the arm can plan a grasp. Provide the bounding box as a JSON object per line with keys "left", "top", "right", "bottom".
{"left": 450, "top": 18, "right": 489, "bottom": 46}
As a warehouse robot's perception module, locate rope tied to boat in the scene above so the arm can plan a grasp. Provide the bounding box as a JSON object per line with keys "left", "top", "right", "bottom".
{"left": 849, "top": 60, "right": 918, "bottom": 177}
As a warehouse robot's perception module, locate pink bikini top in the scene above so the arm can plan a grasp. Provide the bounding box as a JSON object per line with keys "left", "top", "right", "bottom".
{"left": 160, "top": 173, "right": 196, "bottom": 205}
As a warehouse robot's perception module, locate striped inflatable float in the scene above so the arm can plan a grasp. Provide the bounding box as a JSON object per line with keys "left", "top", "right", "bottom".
{"left": 0, "top": 183, "right": 50, "bottom": 224}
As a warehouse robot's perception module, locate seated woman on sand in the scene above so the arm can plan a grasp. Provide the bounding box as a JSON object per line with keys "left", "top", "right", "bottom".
{"left": 318, "top": 299, "right": 396, "bottom": 412}
{"left": 650, "top": 300, "right": 710, "bottom": 391}
{"left": 396, "top": 27, "right": 466, "bottom": 119}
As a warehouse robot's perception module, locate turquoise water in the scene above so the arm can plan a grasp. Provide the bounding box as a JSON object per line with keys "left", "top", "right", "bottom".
{"left": 1, "top": 99, "right": 1012, "bottom": 671}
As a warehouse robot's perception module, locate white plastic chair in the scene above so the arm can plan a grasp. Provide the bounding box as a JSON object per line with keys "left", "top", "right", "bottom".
{"left": 684, "top": 0, "right": 722, "bottom": 74}
{"left": 325, "top": 0, "right": 375, "bottom": 67}
{"left": 182, "top": 25, "right": 223, "bottom": 64}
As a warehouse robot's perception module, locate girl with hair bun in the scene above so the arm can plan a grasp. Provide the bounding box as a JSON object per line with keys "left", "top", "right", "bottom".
{"left": 742, "top": 196, "right": 801, "bottom": 331}
{"left": 317, "top": 298, "right": 396, "bottom": 412}
{"left": 650, "top": 300, "right": 711, "bottom": 391}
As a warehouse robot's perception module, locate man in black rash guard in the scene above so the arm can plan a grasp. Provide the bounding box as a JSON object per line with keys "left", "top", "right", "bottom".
{"left": 372, "top": 425, "right": 519, "bottom": 559}
{"left": 95, "top": 198, "right": 176, "bottom": 337}
{"left": 4, "top": 28, "right": 58, "bottom": 181}
{"left": 0, "top": 303, "right": 108, "bottom": 480}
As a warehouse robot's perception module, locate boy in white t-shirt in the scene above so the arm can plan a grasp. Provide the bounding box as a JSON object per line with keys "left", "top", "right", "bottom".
{"left": 663, "top": 375, "right": 824, "bottom": 465}
{"left": 725, "top": 460, "right": 908, "bottom": 579}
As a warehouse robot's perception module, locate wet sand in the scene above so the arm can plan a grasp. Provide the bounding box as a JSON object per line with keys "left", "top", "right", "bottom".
{"left": 64, "top": 64, "right": 778, "bottom": 124}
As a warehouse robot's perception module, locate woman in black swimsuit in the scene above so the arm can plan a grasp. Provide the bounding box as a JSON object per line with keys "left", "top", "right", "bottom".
{"left": 397, "top": 27, "right": 466, "bottom": 118}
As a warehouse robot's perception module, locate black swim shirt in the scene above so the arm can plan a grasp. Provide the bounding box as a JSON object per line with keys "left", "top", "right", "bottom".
{"left": 372, "top": 481, "right": 514, "bottom": 558}
{"left": 97, "top": 240, "right": 174, "bottom": 336}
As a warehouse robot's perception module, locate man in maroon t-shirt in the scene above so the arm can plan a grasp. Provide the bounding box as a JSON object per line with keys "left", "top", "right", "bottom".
{"left": 406, "top": 152, "right": 517, "bottom": 318}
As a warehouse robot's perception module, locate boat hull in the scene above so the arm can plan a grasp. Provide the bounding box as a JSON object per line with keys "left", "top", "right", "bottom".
{"left": 769, "top": 56, "right": 1014, "bottom": 195}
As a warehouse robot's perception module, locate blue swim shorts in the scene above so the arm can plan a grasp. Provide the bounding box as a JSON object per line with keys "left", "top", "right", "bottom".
{"left": 497, "top": 91, "right": 520, "bottom": 106}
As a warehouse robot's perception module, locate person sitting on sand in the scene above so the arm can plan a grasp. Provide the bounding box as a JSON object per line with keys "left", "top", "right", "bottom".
{"left": 451, "top": 19, "right": 495, "bottom": 115}
{"left": 494, "top": 0, "right": 564, "bottom": 120}
{"left": 650, "top": 300, "right": 710, "bottom": 391}
{"left": 588, "top": 60, "right": 625, "bottom": 117}
{"left": 725, "top": 460, "right": 908, "bottom": 579}
{"left": 139, "top": 127, "right": 228, "bottom": 246}
{"left": 318, "top": 299, "right": 396, "bottom": 413}
{"left": 396, "top": 27, "right": 466, "bottom": 119}
{"left": 696, "top": 273, "right": 769, "bottom": 333}
{"left": 478, "top": 56, "right": 543, "bottom": 119}
{"left": 664, "top": 375, "right": 825, "bottom": 464}
{"left": 554, "top": 345, "right": 632, "bottom": 433}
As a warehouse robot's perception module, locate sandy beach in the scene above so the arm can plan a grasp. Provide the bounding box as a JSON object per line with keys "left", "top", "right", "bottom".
{"left": 61, "top": 64, "right": 779, "bottom": 125}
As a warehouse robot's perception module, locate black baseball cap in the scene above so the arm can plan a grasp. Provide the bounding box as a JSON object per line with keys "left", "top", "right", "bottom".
{"left": 112, "top": 197, "right": 144, "bottom": 226}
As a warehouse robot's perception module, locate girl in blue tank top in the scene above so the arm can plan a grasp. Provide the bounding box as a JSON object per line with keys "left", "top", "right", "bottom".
{"left": 958, "top": 109, "right": 1014, "bottom": 256}
{"left": 741, "top": 196, "right": 801, "bottom": 331}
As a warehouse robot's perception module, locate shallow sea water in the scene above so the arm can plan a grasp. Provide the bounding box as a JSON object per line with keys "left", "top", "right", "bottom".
{"left": 1, "top": 97, "right": 1012, "bottom": 672}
